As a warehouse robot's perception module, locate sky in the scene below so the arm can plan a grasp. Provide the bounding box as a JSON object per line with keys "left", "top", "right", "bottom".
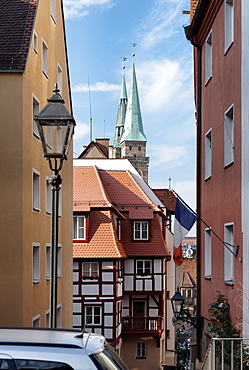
{"left": 63, "top": 0, "right": 196, "bottom": 230}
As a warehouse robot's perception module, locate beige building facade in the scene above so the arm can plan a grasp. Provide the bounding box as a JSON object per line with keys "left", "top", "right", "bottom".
{"left": 0, "top": 0, "right": 73, "bottom": 327}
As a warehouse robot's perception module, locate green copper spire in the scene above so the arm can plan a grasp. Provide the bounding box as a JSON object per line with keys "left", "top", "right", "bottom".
{"left": 120, "top": 61, "right": 147, "bottom": 143}
{"left": 113, "top": 72, "right": 128, "bottom": 148}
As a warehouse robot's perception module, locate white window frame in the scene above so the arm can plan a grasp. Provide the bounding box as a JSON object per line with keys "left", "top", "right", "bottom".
{"left": 225, "top": 0, "right": 234, "bottom": 53}
{"left": 33, "top": 243, "right": 40, "bottom": 284}
{"left": 32, "top": 94, "right": 40, "bottom": 138}
{"left": 82, "top": 262, "right": 99, "bottom": 279}
{"left": 224, "top": 104, "right": 234, "bottom": 167}
{"left": 136, "top": 260, "right": 151, "bottom": 276}
{"left": 32, "top": 314, "right": 40, "bottom": 327}
{"left": 42, "top": 39, "right": 48, "bottom": 77}
{"left": 205, "top": 31, "right": 212, "bottom": 84}
{"left": 134, "top": 221, "right": 149, "bottom": 240}
{"left": 57, "top": 244, "right": 62, "bottom": 277}
{"left": 85, "top": 306, "right": 102, "bottom": 326}
{"left": 32, "top": 169, "right": 40, "bottom": 211}
{"left": 50, "top": 0, "right": 56, "bottom": 23}
{"left": 46, "top": 244, "right": 51, "bottom": 280}
{"left": 57, "top": 63, "right": 63, "bottom": 95}
{"left": 46, "top": 177, "right": 52, "bottom": 214}
{"left": 136, "top": 341, "right": 146, "bottom": 359}
{"left": 33, "top": 31, "right": 38, "bottom": 53}
{"left": 204, "top": 228, "right": 212, "bottom": 278}
{"left": 205, "top": 129, "right": 212, "bottom": 180}
{"left": 224, "top": 223, "right": 234, "bottom": 284}
{"left": 73, "top": 215, "right": 86, "bottom": 240}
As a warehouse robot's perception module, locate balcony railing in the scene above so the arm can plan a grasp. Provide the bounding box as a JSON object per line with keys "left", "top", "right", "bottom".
{"left": 122, "top": 316, "right": 162, "bottom": 333}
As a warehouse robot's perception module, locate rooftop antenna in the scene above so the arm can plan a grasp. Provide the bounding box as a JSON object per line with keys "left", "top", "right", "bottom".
{"left": 169, "top": 177, "right": 172, "bottom": 190}
{"left": 88, "top": 76, "right": 93, "bottom": 142}
{"left": 103, "top": 120, "right": 105, "bottom": 137}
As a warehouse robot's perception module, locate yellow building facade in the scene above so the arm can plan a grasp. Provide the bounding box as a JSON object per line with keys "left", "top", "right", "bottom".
{"left": 0, "top": 0, "right": 73, "bottom": 327}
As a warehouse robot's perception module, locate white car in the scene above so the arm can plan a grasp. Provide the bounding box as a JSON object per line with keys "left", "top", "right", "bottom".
{"left": 0, "top": 328, "right": 129, "bottom": 370}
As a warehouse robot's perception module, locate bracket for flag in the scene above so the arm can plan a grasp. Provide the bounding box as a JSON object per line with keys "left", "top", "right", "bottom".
{"left": 172, "top": 189, "right": 239, "bottom": 257}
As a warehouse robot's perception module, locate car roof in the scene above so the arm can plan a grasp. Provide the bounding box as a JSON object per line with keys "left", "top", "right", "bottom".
{"left": 0, "top": 328, "right": 105, "bottom": 354}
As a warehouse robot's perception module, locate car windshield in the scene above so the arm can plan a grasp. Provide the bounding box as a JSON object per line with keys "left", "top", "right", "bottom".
{"left": 90, "top": 343, "right": 129, "bottom": 370}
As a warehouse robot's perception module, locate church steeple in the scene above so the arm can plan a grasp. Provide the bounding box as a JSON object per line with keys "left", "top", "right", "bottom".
{"left": 120, "top": 61, "right": 147, "bottom": 143}
{"left": 113, "top": 71, "right": 128, "bottom": 154}
{"left": 119, "top": 57, "right": 149, "bottom": 182}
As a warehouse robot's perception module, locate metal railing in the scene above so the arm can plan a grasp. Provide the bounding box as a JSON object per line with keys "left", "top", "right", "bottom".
{"left": 202, "top": 338, "right": 249, "bottom": 370}
{"left": 122, "top": 316, "right": 162, "bottom": 332}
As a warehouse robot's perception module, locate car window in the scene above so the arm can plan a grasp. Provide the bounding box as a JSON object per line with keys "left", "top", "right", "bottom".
{"left": 0, "top": 360, "right": 10, "bottom": 369}
{"left": 14, "top": 360, "right": 73, "bottom": 370}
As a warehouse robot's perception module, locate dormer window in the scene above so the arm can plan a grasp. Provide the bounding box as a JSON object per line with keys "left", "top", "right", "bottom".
{"left": 134, "top": 221, "right": 149, "bottom": 240}
{"left": 73, "top": 215, "right": 88, "bottom": 242}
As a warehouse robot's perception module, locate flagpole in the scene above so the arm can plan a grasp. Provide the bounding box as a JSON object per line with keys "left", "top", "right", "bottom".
{"left": 172, "top": 189, "right": 239, "bottom": 257}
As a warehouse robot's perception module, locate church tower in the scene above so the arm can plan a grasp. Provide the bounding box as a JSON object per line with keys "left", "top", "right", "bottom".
{"left": 113, "top": 70, "right": 128, "bottom": 158}
{"left": 119, "top": 59, "right": 149, "bottom": 182}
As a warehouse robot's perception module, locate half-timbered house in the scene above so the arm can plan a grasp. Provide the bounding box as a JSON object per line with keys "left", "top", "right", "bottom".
{"left": 73, "top": 158, "right": 173, "bottom": 370}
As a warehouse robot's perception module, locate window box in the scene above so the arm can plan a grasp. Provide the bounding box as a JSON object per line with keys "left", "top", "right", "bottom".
{"left": 82, "top": 275, "right": 99, "bottom": 281}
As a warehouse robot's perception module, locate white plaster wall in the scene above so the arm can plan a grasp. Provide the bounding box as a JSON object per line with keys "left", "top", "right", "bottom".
{"left": 102, "top": 272, "right": 113, "bottom": 281}
{"left": 124, "top": 275, "right": 133, "bottom": 290}
{"left": 155, "top": 275, "right": 161, "bottom": 291}
{"left": 145, "top": 279, "right": 152, "bottom": 290}
{"left": 104, "top": 302, "right": 113, "bottom": 313}
{"left": 104, "top": 329, "right": 113, "bottom": 339}
{"left": 104, "top": 316, "right": 113, "bottom": 326}
{"left": 124, "top": 259, "right": 134, "bottom": 273}
{"left": 242, "top": 0, "right": 249, "bottom": 338}
{"left": 82, "top": 285, "right": 99, "bottom": 295}
{"left": 102, "top": 285, "right": 113, "bottom": 295}
{"left": 136, "top": 279, "right": 143, "bottom": 291}
{"left": 154, "top": 259, "right": 161, "bottom": 273}
{"left": 73, "top": 315, "right": 81, "bottom": 326}
{"left": 102, "top": 261, "right": 113, "bottom": 269}
{"left": 73, "top": 302, "right": 81, "bottom": 312}
{"left": 73, "top": 271, "right": 78, "bottom": 281}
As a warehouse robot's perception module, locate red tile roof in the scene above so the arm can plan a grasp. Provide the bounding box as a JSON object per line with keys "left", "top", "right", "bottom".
{"left": 73, "top": 210, "right": 127, "bottom": 259}
{"left": 73, "top": 166, "right": 170, "bottom": 259}
{"left": 152, "top": 189, "right": 176, "bottom": 212}
{"left": 0, "top": 0, "right": 38, "bottom": 71}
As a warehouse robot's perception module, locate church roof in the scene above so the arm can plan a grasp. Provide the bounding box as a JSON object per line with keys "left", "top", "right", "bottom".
{"left": 120, "top": 61, "right": 147, "bottom": 143}
{"left": 0, "top": 0, "right": 38, "bottom": 71}
{"left": 113, "top": 73, "right": 127, "bottom": 148}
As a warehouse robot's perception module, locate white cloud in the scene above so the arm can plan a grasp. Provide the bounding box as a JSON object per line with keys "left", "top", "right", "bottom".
{"left": 63, "top": 0, "right": 115, "bottom": 19}
{"left": 73, "top": 121, "right": 90, "bottom": 156}
{"left": 138, "top": 0, "right": 186, "bottom": 48}
{"left": 149, "top": 143, "right": 190, "bottom": 169}
{"left": 72, "top": 81, "right": 120, "bottom": 93}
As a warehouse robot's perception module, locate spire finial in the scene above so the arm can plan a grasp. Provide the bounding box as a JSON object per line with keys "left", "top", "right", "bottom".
{"left": 131, "top": 42, "right": 137, "bottom": 58}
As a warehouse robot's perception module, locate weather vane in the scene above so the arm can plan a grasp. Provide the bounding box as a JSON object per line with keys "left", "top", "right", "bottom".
{"left": 131, "top": 42, "right": 137, "bottom": 57}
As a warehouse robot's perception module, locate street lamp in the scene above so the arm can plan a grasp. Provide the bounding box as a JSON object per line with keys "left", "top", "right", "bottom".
{"left": 171, "top": 288, "right": 199, "bottom": 328}
{"left": 34, "top": 85, "right": 75, "bottom": 328}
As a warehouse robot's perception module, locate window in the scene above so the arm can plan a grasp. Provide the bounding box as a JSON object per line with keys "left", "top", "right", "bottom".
{"left": 46, "top": 177, "right": 52, "bottom": 214}
{"left": 50, "top": 0, "right": 56, "bottom": 23}
{"left": 46, "top": 244, "right": 51, "bottom": 280}
{"left": 32, "top": 314, "right": 40, "bottom": 327}
{"left": 33, "top": 244, "right": 40, "bottom": 284}
{"left": 85, "top": 306, "right": 101, "bottom": 325}
{"left": 82, "top": 262, "right": 99, "bottom": 279}
{"left": 57, "top": 244, "right": 62, "bottom": 277}
{"left": 205, "top": 228, "right": 212, "bottom": 278}
{"left": 57, "top": 64, "right": 63, "bottom": 95}
{"left": 33, "top": 95, "right": 40, "bottom": 138}
{"left": 225, "top": 0, "right": 234, "bottom": 53}
{"left": 136, "top": 260, "right": 151, "bottom": 276}
{"left": 73, "top": 215, "right": 86, "bottom": 240}
{"left": 113, "top": 213, "right": 121, "bottom": 240}
{"left": 224, "top": 223, "right": 234, "bottom": 284}
{"left": 134, "top": 221, "right": 149, "bottom": 240}
{"left": 33, "top": 169, "right": 40, "bottom": 211}
{"left": 33, "top": 31, "right": 38, "bottom": 53}
{"left": 205, "top": 31, "right": 212, "bottom": 83}
{"left": 42, "top": 40, "right": 48, "bottom": 77}
{"left": 136, "top": 341, "right": 146, "bottom": 359}
{"left": 205, "top": 129, "right": 212, "bottom": 179}
{"left": 224, "top": 105, "right": 234, "bottom": 167}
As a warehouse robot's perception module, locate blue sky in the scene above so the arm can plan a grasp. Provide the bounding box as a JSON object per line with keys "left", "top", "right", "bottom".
{"left": 63, "top": 0, "right": 196, "bottom": 218}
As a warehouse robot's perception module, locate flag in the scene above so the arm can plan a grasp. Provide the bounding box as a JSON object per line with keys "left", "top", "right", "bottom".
{"left": 173, "top": 197, "right": 197, "bottom": 266}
